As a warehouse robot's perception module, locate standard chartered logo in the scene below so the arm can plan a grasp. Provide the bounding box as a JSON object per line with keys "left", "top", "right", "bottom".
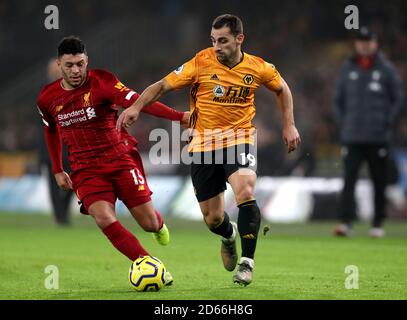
{"left": 58, "top": 107, "right": 96, "bottom": 127}
{"left": 57, "top": 109, "right": 85, "bottom": 120}
{"left": 86, "top": 107, "right": 96, "bottom": 119}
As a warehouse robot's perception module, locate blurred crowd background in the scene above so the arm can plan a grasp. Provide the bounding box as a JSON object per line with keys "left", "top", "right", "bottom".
{"left": 0, "top": 0, "right": 406, "bottom": 178}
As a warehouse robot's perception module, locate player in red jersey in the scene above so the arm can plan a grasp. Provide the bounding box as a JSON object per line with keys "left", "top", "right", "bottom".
{"left": 37, "top": 36, "right": 188, "bottom": 284}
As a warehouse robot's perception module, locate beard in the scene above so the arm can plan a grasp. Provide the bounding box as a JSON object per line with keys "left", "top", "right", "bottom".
{"left": 216, "top": 51, "right": 229, "bottom": 63}
{"left": 61, "top": 70, "right": 87, "bottom": 89}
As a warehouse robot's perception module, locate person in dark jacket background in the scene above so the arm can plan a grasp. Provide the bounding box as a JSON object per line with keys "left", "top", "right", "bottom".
{"left": 333, "top": 27, "right": 405, "bottom": 237}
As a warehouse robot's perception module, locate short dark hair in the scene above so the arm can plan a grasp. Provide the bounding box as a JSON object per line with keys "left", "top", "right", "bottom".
{"left": 57, "top": 36, "right": 86, "bottom": 57}
{"left": 212, "top": 14, "right": 243, "bottom": 37}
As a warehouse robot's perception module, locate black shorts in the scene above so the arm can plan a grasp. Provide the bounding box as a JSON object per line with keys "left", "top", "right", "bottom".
{"left": 190, "top": 144, "right": 257, "bottom": 202}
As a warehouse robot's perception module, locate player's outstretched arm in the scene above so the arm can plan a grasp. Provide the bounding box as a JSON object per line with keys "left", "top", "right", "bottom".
{"left": 141, "top": 102, "right": 190, "bottom": 127}
{"left": 116, "top": 79, "right": 173, "bottom": 130}
{"left": 273, "top": 78, "right": 301, "bottom": 153}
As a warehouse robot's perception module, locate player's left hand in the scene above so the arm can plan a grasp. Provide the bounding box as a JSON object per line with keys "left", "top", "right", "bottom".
{"left": 116, "top": 107, "right": 140, "bottom": 130}
{"left": 282, "top": 125, "right": 301, "bottom": 153}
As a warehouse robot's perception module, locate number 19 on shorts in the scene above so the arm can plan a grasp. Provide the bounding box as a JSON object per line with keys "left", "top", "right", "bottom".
{"left": 240, "top": 153, "right": 256, "bottom": 167}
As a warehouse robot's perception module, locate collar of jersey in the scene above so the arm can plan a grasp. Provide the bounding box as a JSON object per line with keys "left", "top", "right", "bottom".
{"left": 216, "top": 50, "right": 245, "bottom": 70}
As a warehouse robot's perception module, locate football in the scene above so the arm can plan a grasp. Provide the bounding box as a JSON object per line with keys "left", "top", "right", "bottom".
{"left": 129, "top": 256, "right": 166, "bottom": 292}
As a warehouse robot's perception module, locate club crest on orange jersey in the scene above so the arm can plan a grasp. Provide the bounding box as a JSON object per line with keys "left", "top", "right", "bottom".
{"left": 83, "top": 92, "right": 91, "bottom": 107}
{"left": 243, "top": 74, "right": 254, "bottom": 85}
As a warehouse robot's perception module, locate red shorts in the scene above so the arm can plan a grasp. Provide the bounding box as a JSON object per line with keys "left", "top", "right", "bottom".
{"left": 70, "top": 148, "right": 152, "bottom": 214}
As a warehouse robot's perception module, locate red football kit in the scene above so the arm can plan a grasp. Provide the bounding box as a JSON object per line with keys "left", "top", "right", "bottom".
{"left": 37, "top": 69, "right": 183, "bottom": 212}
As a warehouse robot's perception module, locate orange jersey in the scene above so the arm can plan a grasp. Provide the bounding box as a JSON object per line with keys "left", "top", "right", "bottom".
{"left": 165, "top": 47, "right": 282, "bottom": 152}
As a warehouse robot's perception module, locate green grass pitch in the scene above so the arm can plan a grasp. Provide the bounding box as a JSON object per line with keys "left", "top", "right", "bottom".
{"left": 0, "top": 212, "right": 406, "bottom": 300}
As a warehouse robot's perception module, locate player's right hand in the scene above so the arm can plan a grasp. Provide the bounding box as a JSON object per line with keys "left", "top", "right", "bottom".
{"left": 116, "top": 107, "right": 140, "bottom": 130}
{"left": 283, "top": 124, "right": 301, "bottom": 153}
{"left": 54, "top": 171, "right": 73, "bottom": 191}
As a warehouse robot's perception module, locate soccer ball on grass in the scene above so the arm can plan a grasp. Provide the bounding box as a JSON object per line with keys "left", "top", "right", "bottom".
{"left": 129, "top": 256, "right": 166, "bottom": 292}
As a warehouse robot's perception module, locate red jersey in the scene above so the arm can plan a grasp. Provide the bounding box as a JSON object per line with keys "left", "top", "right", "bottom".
{"left": 37, "top": 69, "right": 183, "bottom": 172}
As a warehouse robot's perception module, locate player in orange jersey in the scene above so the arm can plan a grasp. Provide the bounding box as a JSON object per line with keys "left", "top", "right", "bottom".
{"left": 117, "top": 14, "right": 301, "bottom": 286}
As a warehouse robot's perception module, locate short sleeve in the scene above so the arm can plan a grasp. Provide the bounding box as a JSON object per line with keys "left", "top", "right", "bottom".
{"left": 164, "top": 56, "right": 197, "bottom": 89}
{"left": 261, "top": 61, "right": 283, "bottom": 91}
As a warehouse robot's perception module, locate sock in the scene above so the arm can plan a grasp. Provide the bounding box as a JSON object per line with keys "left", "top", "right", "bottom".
{"left": 209, "top": 212, "right": 233, "bottom": 239}
{"left": 238, "top": 200, "right": 261, "bottom": 259}
{"left": 154, "top": 210, "right": 164, "bottom": 230}
{"left": 102, "top": 221, "right": 149, "bottom": 261}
